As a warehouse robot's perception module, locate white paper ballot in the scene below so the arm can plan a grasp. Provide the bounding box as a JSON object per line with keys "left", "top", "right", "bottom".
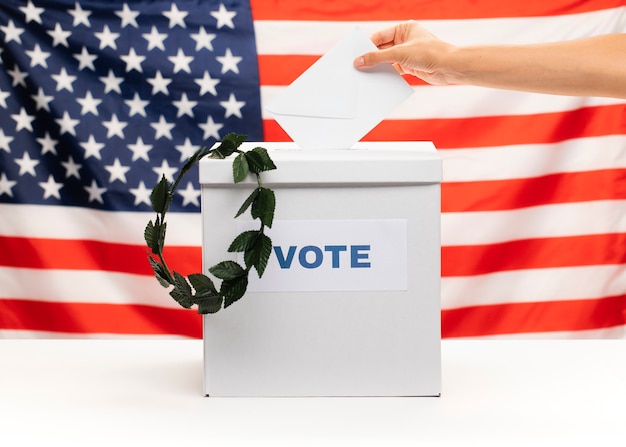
{"left": 266, "top": 28, "right": 414, "bottom": 149}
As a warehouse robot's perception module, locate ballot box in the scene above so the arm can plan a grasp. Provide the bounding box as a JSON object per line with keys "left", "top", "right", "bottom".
{"left": 200, "top": 142, "right": 442, "bottom": 397}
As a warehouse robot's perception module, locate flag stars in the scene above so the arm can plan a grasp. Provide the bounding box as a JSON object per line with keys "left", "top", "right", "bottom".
{"left": 81, "top": 135, "right": 105, "bottom": 160}
{"left": 217, "top": 48, "right": 242, "bottom": 74}
{"left": 220, "top": 93, "right": 245, "bottom": 119}
{"left": 84, "top": 180, "right": 106, "bottom": 204}
{"left": 195, "top": 71, "right": 220, "bottom": 96}
{"left": 11, "top": 108, "right": 35, "bottom": 132}
{"left": 74, "top": 46, "right": 97, "bottom": 71}
{"left": 128, "top": 137, "right": 152, "bottom": 162}
{"left": 0, "top": 20, "right": 25, "bottom": 44}
{"left": 37, "top": 132, "right": 58, "bottom": 155}
{"left": 0, "top": 89, "right": 10, "bottom": 108}
{"left": 147, "top": 71, "right": 171, "bottom": 95}
{"left": 56, "top": 111, "right": 80, "bottom": 136}
{"left": 173, "top": 93, "right": 197, "bottom": 118}
{"left": 95, "top": 25, "right": 120, "bottom": 50}
{"left": 0, "top": 129, "right": 14, "bottom": 152}
{"left": 19, "top": 1, "right": 44, "bottom": 24}
{"left": 175, "top": 138, "right": 200, "bottom": 162}
{"left": 151, "top": 116, "right": 175, "bottom": 140}
{"left": 7, "top": 65, "right": 28, "bottom": 88}
{"left": 52, "top": 68, "right": 77, "bottom": 92}
{"left": 69, "top": 2, "right": 91, "bottom": 27}
{"left": 163, "top": 4, "right": 188, "bottom": 29}
{"left": 47, "top": 23, "right": 71, "bottom": 47}
{"left": 104, "top": 158, "right": 131, "bottom": 183}
{"left": 129, "top": 181, "right": 152, "bottom": 206}
{"left": 61, "top": 156, "right": 82, "bottom": 179}
{"left": 143, "top": 26, "right": 167, "bottom": 51}
{"left": 103, "top": 114, "right": 128, "bottom": 139}
{"left": 152, "top": 160, "right": 178, "bottom": 183}
{"left": 199, "top": 115, "right": 223, "bottom": 140}
{"left": 25, "top": 44, "right": 51, "bottom": 68}
{"left": 168, "top": 48, "right": 193, "bottom": 73}
{"left": 0, "top": 173, "right": 17, "bottom": 198}
{"left": 211, "top": 3, "right": 237, "bottom": 29}
{"left": 31, "top": 87, "right": 53, "bottom": 111}
{"left": 124, "top": 93, "right": 149, "bottom": 117}
{"left": 100, "top": 70, "right": 124, "bottom": 94}
{"left": 121, "top": 47, "right": 146, "bottom": 72}
{"left": 77, "top": 91, "right": 102, "bottom": 116}
{"left": 15, "top": 152, "right": 39, "bottom": 176}
{"left": 178, "top": 182, "right": 201, "bottom": 207}
{"left": 116, "top": 3, "right": 140, "bottom": 28}
{"left": 191, "top": 27, "right": 217, "bottom": 51}
{"left": 39, "top": 175, "right": 63, "bottom": 200}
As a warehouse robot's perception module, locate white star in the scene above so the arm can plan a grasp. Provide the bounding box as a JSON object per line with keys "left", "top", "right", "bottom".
{"left": 19, "top": 1, "right": 44, "bottom": 24}
{"left": 74, "top": 46, "right": 97, "bottom": 70}
{"left": 168, "top": 48, "right": 193, "bottom": 73}
{"left": 31, "top": 87, "right": 53, "bottom": 111}
{"left": 142, "top": 26, "right": 167, "bottom": 51}
{"left": 163, "top": 4, "right": 188, "bottom": 29}
{"left": 95, "top": 25, "right": 119, "bottom": 50}
{"left": 51, "top": 67, "right": 77, "bottom": 92}
{"left": 216, "top": 48, "right": 242, "bottom": 74}
{"left": 47, "top": 23, "right": 71, "bottom": 47}
{"left": 199, "top": 115, "right": 223, "bottom": 140}
{"left": 175, "top": 138, "right": 200, "bottom": 162}
{"left": 147, "top": 71, "right": 171, "bottom": 95}
{"left": 191, "top": 27, "right": 216, "bottom": 51}
{"left": 25, "top": 44, "right": 50, "bottom": 68}
{"left": 11, "top": 108, "right": 35, "bottom": 132}
{"left": 0, "top": 173, "right": 17, "bottom": 198}
{"left": 84, "top": 180, "right": 106, "bottom": 204}
{"left": 69, "top": 2, "right": 91, "bottom": 27}
{"left": 129, "top": 181, "right": 152, "bottom": 206}
{"left": 128, "top": 137, "right": 152, "bottom": 162}
{"left": 39, "top": 175, "right": 63, "bottom": 200}
{"left": 220, "top": 93, "right": 245, "bottom": 119}
{"left": 152, "top": 159, "right": 178, "bottom": 183}
{"left": 195, "top": 71, "right": 220, "bottom": 96}
{"left": 103, "top": 114, "right": 128, "bottom": 139}
{"left": 100, "top": 70, "right": 123, "bottom": 94}
{"left": 104, "top": 158, "right": 131, "bottom": 183}
{"left": 0, "top": 129, "right": 14, "bottom": 152}
{"left": 7, "top": 65, "right": 28, "bottom": 87}
{"left": 0, "top": 89, "right": 10, "bottom": 108}
{"left": 81, "top": 135, "right": 105, "bottom": 160}
{"left": 121, "top": 47, "right": 145, "bottom": 73}
{"left": 0, "top": 20, "right": 25, "bottom": 44}
{"left": 61, "top": 156, "right": 82, "bottom": 179}
{"left": 55, "top": 111, "right": 80, "bottom": 136}
{"left": 116, "top": 3, "right": 140, "bottom": 28}
{"left": 15, "top": 152, "right": 39, "bottom": 176}
{"left": 210, "top": 3, "right": 236, "bottom": 29}
{"left": 173, "top": 93, "right": 197, "bottom": 118}
{"left": 37, "top": 132, "right": 58, "bottom": 155}
{"left": 150, "top": 115, "right": 175, "bottom": 140}
{"left": 124, "top": 93, "right": 149, "bottom": 117}
{"left": 178, "top": 182, "right": 201, "bottom": 207}
{"left": 77, "top": 91, "right": 102, "bottom": 115}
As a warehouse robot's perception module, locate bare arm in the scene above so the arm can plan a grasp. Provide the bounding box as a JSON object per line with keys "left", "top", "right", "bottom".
{"left": 354, "top": 21, "right": 626, "bottom": 99}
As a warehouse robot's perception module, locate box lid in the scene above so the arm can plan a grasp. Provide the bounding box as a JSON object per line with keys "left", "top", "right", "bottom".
{"left": 199, "top": 141, "right": 441, "bottom": 186}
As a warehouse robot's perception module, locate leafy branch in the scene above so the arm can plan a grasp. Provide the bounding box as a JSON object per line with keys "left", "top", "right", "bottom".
{"left": 144, "top": 133, "right": 277, "bottom": 314}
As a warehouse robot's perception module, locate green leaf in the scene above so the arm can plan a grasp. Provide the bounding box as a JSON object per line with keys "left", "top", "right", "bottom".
{"left": 232, "top": 152, "right": 249, "bottom": 183}
{"left": 196, "top": 295, "right": 223, "bottom": 314}
{"left": 244, "top": 233, "right": 273, "bottom": 277}
{"left": 148, "top": 255, "right": 172, "bottom": 288}
{"left": 209, "top": 260, "right": 246, "bottom": 280}
{"left": 248, "top": 147, "right": 277, "bottom": 173}
{"left": 234, "top": 188, "right": 260, "bottom": 218}
{"left": 188, "top": 273, "right": 218, "bottom": 296}
{"left": 251, "top": 187, "right": 276, "bottom": 228}
{"left": 227, "top": 230, "right": 258, "bottom": 253}
{"left": 221, "top": 276, "right": 249, "bottom": 308}
{"left": 150, "top": 175, "right": 171, "bottom": 214}
{"left": 223, "top": 132, "right": 248, "bottom": 148}
{"left": 169, "top": 271, "right": 194, "bottom": 308}
{"left": 144, "top": 221, "right": 159, "bottom": 254}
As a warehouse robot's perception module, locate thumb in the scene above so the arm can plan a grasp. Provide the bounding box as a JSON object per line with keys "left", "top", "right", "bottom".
{"left": 353, "top": 48, "right": 393, "bottom": 68}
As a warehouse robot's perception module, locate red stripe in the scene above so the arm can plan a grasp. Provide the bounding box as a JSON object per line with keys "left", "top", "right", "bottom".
{"left": 263, "top": 104, "right": 626, "bottom": 148}
{"left": 0, "top": 236, "right": 201, "bottom": 276}
{"left": 442, "top": 168, "right": 626, "bottom": 213}
{"left": 250, "top": 0, "right": 623, "bottom": 20}
{"left": 258, "top": 55, "right": 425, "bottom": 86}
{"left": 442, "top": 295, "right": 626, "bottom": 337}
{"left": 0, "top": 299, "right": 202, "bottom": 337}
{"left": 442, "top": 233, "right": 626, "bottom": 277}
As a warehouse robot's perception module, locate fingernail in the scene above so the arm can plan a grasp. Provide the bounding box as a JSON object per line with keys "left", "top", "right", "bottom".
{"left": 354, "top": 56, "right": 364, "bottom": 67}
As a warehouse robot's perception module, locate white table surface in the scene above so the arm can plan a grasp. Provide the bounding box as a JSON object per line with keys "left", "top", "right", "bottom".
{"left": 0, "top": 339, "right": 624, "bottom": 446}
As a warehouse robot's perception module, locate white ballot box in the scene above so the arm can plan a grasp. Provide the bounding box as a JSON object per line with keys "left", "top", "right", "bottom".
{"left": 200, "top": 142, "right": 442, "bottom": 397}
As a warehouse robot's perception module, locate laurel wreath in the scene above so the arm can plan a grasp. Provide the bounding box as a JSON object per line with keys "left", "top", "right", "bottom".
{"left": 144, "top": 133, "right": 277, "bottom": 314}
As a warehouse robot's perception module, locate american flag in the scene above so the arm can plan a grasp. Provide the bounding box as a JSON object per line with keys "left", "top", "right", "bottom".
{"left": 1, "top": 0, "right": 625, "bottom": 338}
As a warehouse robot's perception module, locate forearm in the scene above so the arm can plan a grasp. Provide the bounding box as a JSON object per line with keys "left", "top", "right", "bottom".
{"left": 444, "top": 34, "right": 626, "bottom": 98}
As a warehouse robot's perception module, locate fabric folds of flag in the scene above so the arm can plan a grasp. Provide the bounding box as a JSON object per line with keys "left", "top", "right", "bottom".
{"left": 1, "top": 0, "right": 625, "bottom": 338}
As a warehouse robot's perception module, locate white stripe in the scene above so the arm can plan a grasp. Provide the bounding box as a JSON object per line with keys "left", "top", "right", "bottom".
{"left": 254, "top": 8, "right": 626, "bottom": 54}
{"left": 0, "top": 267, "right": 181, "bottom": 308}
{"left": 0, "top": 330, "right": 190, "bottom": 339}
{"left": 449, "top": 325, "right": 626, "bottom": 340}
{"left": 442, "top": 264, "right": 626, "bottom": 308}
{"left": 440, "top": 135, "right": 626, "bottom": 182}
{"left": 442, "top": 200, "right": 626, "bottom": 246}
{"left": 0, "top": 204, "right": 202, "bottom": 245}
